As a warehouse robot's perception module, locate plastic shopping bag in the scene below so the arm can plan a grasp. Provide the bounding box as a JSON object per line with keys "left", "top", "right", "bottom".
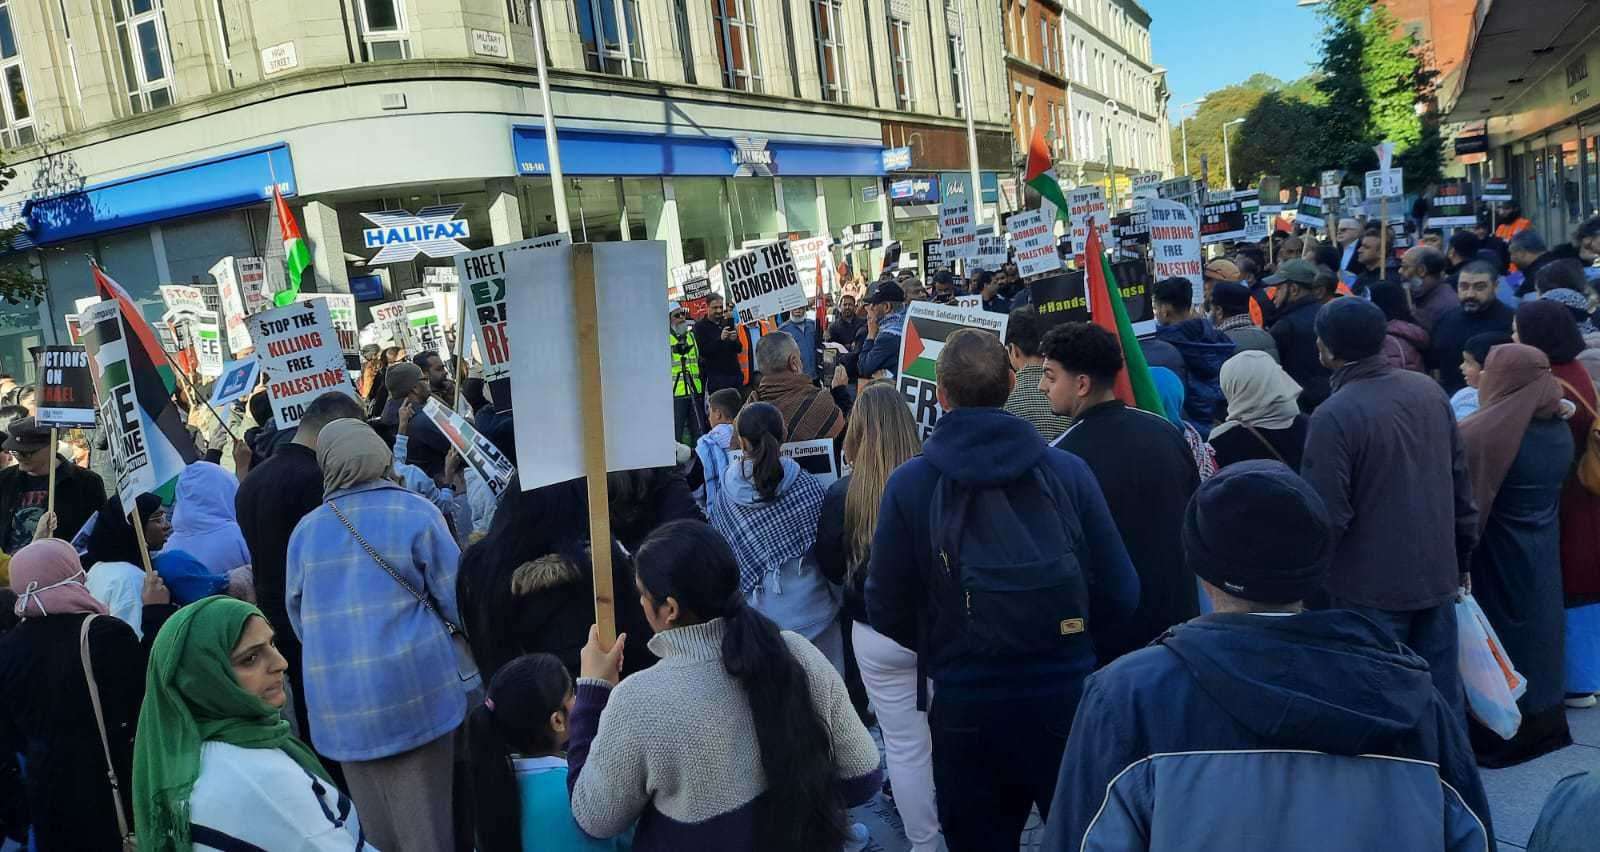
{"left": 1457, "top": 591, "right": 1526, "bottom": 740}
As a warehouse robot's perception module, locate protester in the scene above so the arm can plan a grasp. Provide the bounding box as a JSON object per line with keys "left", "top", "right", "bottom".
{"left": 163, "top": 461, "right": 250, "bottom": 577}
{"left": 694, "top": 387, "right": 741, "bottom": 509}
{"left": 457, "top": 475, "right": 656, "bottom": 684}
{"left": 1266, "top": 259, "right": 1336, "bottom": 411}
{"left": 858, "top": 280, "right": 908, "bottom": 384}
{"left": 778, "top": 303, "right": 821, "bottom": 379}
{"left": 1459, "top": 343, "right": 1575, "bottom": 766}
{"left": 931, "top": 270, "right": 958, "bottom": 304}
{"left": 286, "top": 418, "right": 472, "bottom": 851}
{"left": 866, "top": 328, "right": 1138, "bottom": 850}
{"left": 0, "top": 538, "right": 171, "bottom": 850}
{"left": 466, "top": 652, "right": 626, "bottom": 852}
{"left": 829, "top": 294, "right": 865, "bottom": 352}
{"left": 131, "top": 596, "right": 366, "bottom": 850}
{"left": 1206, "top": 350, "right": 1309, "bottom": 470}
{"left": 607, "top": 466, "right": 701, "bottom": 554}
{"left": 235, "top": 391, "right": 365, "bottom": 748}
{"left": 979, "top": 270, "right": 1011, "bottom": 314}
{"left": 0, "top": 416, "right": 105, "bottom": 551}
{"left": 1040, "top": 461, "right": 1493, "bottom": 852}
{"left": 1370, "top": 282, "right": 1430, "bottom": 372}
{"left": 1451, "top": 332, "right": 1513, "bottom": 421}
{"left": 1510, "top": 230, "right": 1556, "bottom": 295}
{"left": 1150, "top": 277, "right": 1235, "bottom": 428}
{"left": 1402, "top": 245, "right": 1461, "bottom": 335}
{"left": 1003, "top": 308, "right": 1073, "bottom": 442}
{"left": 1540, "top": 284, "right": 1598, "bottom": 336}
{"left": 1535, "top": 257, "right": 1591, "bottom": 297}
{"left": 669, "top": 302, "right": 704, "bottom": 444}
{"left": 1043, "top": 322, "right": 1200, "bottom": 662}
{"left": 244, "top": 391, "right": 296, "bottom": 463}
{"left": 1151, "top": 367, "right": 1217, "bottom": 480}
{"left": 84, "top": 494, "right": 217, "bottom": 637}
{"left": 1528, "top": 770, "right": 1600, "bottom": 852}
{"left": 1334, "top": 217, "right": 1362, "bottom": 280}
{"left": 1430, "top": 259, "right": 1517, "bottom": 394}
{"left": 813, "top": 383, "right": 939, "bottom": 851}
{"left": 1511, "top": 299, "right": 1600, "bottom": 709}
{"left": 1208, "top": 280, "right": 1278, "bottom": 361}
{"left": 1353, "top": 231, "right": 1401, "bottom": 294}
{"left": 1447, "top": 230, "right": 1483, "bottom": 279}
{"left": 1495, "top": 200, "right": 1533, "bottom": 242}
{"left": 1301, "top": 297, "right": 1476, "bottom": 718}
{"left": 376, "top": 361, "right": 426, "bottom": 430}
{"left": 748, "top": 332, "right": 845, "bottom": 441}
{"left": 567, "top": 520, "right": 882, "bottom": 851}
{"left": 706, "top": 402, "right": 838, "bottom": 670}
{"left": 694, "top": 294, "right": 745, "bottom": 396}
{"left": 1201, "top": 258, "right": 1242, "bottom": 309}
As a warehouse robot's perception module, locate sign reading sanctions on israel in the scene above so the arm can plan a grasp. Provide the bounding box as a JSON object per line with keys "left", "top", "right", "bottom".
{"left": 723, "top": 241, "right": 807, "bottom": 325}
{"left": 248, "top": 299, "right": 357, "bottom": 429}
{"left": 896, "top": 301, "right": 1009, "bottom": 440}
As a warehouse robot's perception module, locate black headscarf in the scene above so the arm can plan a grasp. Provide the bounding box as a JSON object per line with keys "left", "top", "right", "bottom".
{"left": 1516, "top": 299, "right": 1587, "bottom": 365}
{"left": 84, "top": 493, "right": 162, "bottom": 568}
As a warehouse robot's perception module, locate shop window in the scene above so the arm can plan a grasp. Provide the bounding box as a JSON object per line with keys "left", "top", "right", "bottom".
{"left": 114, "top": 0, "right": 174, "bottom": 113}
{"left": 358, "top": 0, "right": 411, "bottom": 61}
{"left": 812, "top": 0, "right": 848, "bottom": 103}
{"left": 782, "top": 178, "right": 820, "bottom": 238}
{"left": 675, "top": 177, "right": 733, "bottom": 265}
{"left": 576, "top": 0, "right": 648, "bottom": 77}
{"left": 731, "top": 178, "right": 779, "bottom": 247}
{"left": 0, "top": 1, "right": 33, "bottom": 147}
{"left": 888, "top": 17, "right": 914, "bottom": 111}
{"left": 623, "top": 177, "right": 667, "bottom": 241}
{"left": 713, "top": 0, "right": 762, "bottom": 93}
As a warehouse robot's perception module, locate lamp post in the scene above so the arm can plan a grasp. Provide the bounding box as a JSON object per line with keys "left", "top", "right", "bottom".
{"left": 1222, "top": 117, "right": 1245, "bottom": 189}
{"left": 1179, "top": 98, "right": 1205, "bottom": 177}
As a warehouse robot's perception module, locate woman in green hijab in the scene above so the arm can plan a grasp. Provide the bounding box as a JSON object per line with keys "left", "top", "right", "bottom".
{"left": 132, "top": 596, "right": 369, "bottom": 851}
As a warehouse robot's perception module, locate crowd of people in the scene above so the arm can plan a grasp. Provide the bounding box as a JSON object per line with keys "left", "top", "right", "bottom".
{"left": 0, "top": 195, "right": 1598, "bottom": 851}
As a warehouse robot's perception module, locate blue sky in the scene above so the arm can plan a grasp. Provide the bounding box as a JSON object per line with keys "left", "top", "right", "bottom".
{"left": 1144, "top": 0, "right": 1327, "bottom": 121}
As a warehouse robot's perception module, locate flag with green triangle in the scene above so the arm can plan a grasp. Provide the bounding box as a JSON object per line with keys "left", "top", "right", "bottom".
{"left": 1084, "top": 223, "right": 1163, "bottom": 415}
{"left": 1024, "top": 125, "right": 1069, "bottom": 219}
{"left": 274, "top": 186, "right": 311, "bottom": 307}
{"left": 896, "top": 301, "right": 1011, "bottom": 438}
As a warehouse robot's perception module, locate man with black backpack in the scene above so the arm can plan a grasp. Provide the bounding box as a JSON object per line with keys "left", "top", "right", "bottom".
{"left": 866, "top": 329, "right": 1140, "bottom": 851}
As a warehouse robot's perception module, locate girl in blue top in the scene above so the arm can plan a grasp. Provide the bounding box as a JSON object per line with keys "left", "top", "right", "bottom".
{"left": 467, "top": 652, "right": 631, "bottom": 852}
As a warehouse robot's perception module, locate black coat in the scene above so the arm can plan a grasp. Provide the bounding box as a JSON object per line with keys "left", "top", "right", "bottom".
{"left": 814, "top": 475, "right": 866, "bottom": 625}
{"left": 607, "top": 467, "right": 702, "bottom": 554}
{"left": 236, "top": 443, "right": 322, "bottom": 638}
{"left": 1428, "top": 301, "right": 1515, "bottom": 394}
{"left": 693, "top": 317, "right": 742, "bottom": 383}
{"left": 1054, "top": 401, "right": 1201, "bottom": 663}
{"left": 0, "top": 458, "right": 105, "bottom": 550}
{"left": 1270, "top": 297, "right": 1334, "bottom": 412}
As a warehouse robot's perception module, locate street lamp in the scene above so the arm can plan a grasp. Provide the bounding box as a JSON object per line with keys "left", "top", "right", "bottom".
{"left": 1222, "top": 117, "right": 1246, "bottom": 189}
{"left": 1179, "top": 98, "right": 1206, "bottom": 177}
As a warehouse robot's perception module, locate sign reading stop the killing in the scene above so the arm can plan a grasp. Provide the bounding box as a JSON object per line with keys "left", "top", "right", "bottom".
{"left": 35, "top": 345, "right": 96, "bottom": 428}
{"left": 247, "top": 299, "right": 357, "bottom": 429}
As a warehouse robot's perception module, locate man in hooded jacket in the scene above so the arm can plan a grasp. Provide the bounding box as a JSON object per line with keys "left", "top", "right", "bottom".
{"left": 1042, "top": 461, "right": 1492, "bottom": 851}
{"left": 1150, "top": 277, "right": 1235, "bottom": 429}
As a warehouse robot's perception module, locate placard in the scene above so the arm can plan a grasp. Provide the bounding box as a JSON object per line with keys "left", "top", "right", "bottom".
{"left": 669, "top": 259, "right": 707, "bottom": 300}
{"left": 1428, "top": 179, "right": 1477, "bottom": 228}
{"left": 208, "top": 359, "right": 261, "bottom": 408}
{"left": 1482, "top": 179, "right": 1513, "bottom": 203}
{"left": 1235, "top": 190, "right": 1268, "bottom": 241}
{"left": 1007, "top": 209, "right": 1062, "bottom": 278}
{"left": 454, "top": 233, "right": 572, "bottom": 388}
{"left": 954, "top": 294, "right": 981, "bottom": 309}
{"left": 35, "top": 345, "right": 96, "bottom": 429}
{"left": 1068, "top": 186, "right": 1111, "bottom": 263}
{"left": 971, "top": 234, "right": 1008, "bottom": 272}
{"left": 1296, "top": 187, "right": 1327, "bottom": 230}
{"left": 1200, "top": 197, "right": 1247, "bottom": 244}
{"left": 921, "top": 238, "right": 947, "bottom": 278}
{"left": 1364, "top": 168, "right": 1403, "bottom": 202}
{"left": 370, "top": 302, "right": 408, "bottom": 348}
{"left": 247, "top": 299, "right": 357, "bottom": 429}
{"left": 1131, "top": 171, "right": 1162, "bottom": 199}
{"left": 789, "top": 236, "right": 835, "bottom": 299}
{"left": 404, "top": 295, "right": 447, "bottom": 359}
{"left": 159, "top": 285, "right": 206, "bottom": 318}
{"left": 1030, "top": 259, "right": 1155, "bottom": 336}
{"left": 781, "top": 438, "right": 840, "bottom": 488}
{"left": 209, "top": 257, "right": 253, "bottom": 357}
{"left": 939, "top": 185, "right": 978, "bottom": 261}
{"left": 192, "top": 310, "right": 224, "bottom": 379}
{"left": 421, "top": 397, "right": 516, "bottom": 496}
{"left": 1150, "top": 199, "right": 1204, "bottom": 304}
{"left": 723, "top": 241, "right": 807, "bottom": 325}
{"left": 1113, "top": 207, "right": 1151, "bottom": 259}
{"left": 237, "top": 256, "right": 270, "bottom": 315}
{"left": 896, "top": 302, "right": 1010, "bottom": 439}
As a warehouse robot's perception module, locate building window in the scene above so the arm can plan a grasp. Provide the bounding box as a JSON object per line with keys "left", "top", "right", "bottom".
{"left": 0, "top": 1, "right": 33, "bottom": 146}
{"left": 673, "top": 0, "right": 697, "bottom": 84}
{"left": 812, "top": 0, "right": 848, "bottom": 103}
{"left": 357, "top": 0, "right": 410, "bottom": 60}
{"left": 888, "top": 16, "right": 914, "bottom": 111}
{"left": 576, "top": 0, "right": 648, "bottom": 76}
{"left": 714, "top": 0, "right": 762, "bottom": 93}
{"left": 506, "top": 0, "right": 526, "bottom": 26}
{"left": 949, "top": 34, "right": 965, "bottom": 117}
{"left": 114, "top": 0, "right": 174, "bottom": 113}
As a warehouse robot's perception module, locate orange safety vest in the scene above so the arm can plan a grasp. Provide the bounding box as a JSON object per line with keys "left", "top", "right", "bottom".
{"left": 1494, "top": 218, "right": 1531, "bottom": 243}
{"left": 736, "top": 320, "right": 776, "bottom": 385}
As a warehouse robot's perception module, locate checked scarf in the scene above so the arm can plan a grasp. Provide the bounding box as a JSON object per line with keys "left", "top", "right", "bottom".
{"left": 709, "top": 459, "right": 826, "bottom": 595}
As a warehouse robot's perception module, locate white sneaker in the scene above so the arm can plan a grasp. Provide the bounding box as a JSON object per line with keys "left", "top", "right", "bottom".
{"left": 1565, "top": 693, "right": 1597, "bottom": 709}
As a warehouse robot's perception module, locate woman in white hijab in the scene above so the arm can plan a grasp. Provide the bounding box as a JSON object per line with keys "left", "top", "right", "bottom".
{"left": 1205, "top": 350, "right": 1311, "bottom": 471}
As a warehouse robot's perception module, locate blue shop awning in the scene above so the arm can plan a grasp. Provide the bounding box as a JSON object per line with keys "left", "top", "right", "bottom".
{"left": 512, "top": 125, "right": 885, "bottom": 178}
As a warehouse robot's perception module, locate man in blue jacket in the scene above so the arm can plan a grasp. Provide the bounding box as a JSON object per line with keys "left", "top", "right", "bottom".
{"left": 866, "top": 328, "right": 1139, "bottom": 852}
{"left": 856, "top": 280, "right": 906, "bottom": 384}
{"left": 1042, "top": 461, "right": 1493, "bottom": 851}
{"left": 1151, "top": 276, "right": 1235, "bottom": 429}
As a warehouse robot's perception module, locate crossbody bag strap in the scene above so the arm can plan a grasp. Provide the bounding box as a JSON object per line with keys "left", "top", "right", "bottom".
{"left": 1241, "top": 423, "right": 1289, "bottom": 465}
{"left": 80, "top": 615, "right": 134, "bottom": 843}
{"left": 786, "top": 389, "right": 823, "bottom": 436}
{"left": 1556, "top": 378, "right": 1600, "bottom": 422}
{"left": 326, "top": 500, "right": 463, "bottom": 637}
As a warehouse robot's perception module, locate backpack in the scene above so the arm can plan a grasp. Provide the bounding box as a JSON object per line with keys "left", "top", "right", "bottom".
{"left": 923, "top": 464, "right": 1091, "bottom": 668}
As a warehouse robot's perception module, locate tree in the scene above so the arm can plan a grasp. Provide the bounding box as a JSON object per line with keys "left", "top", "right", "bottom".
{"left": 0, "top": 155, "right": 41, "bottom": 305}
{"left": 1232, "top": 92, "right": 1327, "bottom": 188}
{"left": 1167, "top": 76, "right": 1280, "bottom": 189}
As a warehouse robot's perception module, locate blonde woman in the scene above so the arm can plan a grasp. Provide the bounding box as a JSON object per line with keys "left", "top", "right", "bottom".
{"left": 813, "top": 382, "right": 939, "bottom": 851}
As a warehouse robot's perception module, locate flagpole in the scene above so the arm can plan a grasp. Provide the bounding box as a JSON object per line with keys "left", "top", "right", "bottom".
{"left": 130, "top": 500, "right": 155, "bottom": 575}
{"left": 530, "top": 0, "right": 571, "bottom": 234}
{"left": 957, "top": 4, "right": 992, "bottom": 235}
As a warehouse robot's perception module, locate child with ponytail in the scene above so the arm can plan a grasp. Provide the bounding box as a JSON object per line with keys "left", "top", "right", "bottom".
{"left": 467, "top": 653, "right": 630, "bottom": 852}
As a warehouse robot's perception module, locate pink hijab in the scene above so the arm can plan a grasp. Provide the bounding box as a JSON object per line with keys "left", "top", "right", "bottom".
{"left": 10, "top": 538, "right": 108, "bottom": 618}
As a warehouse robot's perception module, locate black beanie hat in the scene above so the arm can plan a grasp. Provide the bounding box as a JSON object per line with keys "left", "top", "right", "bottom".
{"left": 1314, "top": 297, "right": 1388, "bottom": 361}
{"left": 1183, "top": 460, "right": 1334, "bottom": 604}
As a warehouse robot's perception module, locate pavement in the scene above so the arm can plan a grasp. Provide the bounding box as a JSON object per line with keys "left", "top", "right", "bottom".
{"left": 853, "top": 707, "right": 1600, "bottom": 852}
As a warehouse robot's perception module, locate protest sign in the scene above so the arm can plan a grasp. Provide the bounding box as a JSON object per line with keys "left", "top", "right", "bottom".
{"left": 790, "top": 236, "right": 835, "bottom": 299}
{"left": 159, "top": 285, "right": 206, "bottom": 319}
{"left": 1296, "top": 187, "right": 1327, "bottom": 230}
{"left": 896, "top": 302, "right": 1009, "bottom": 439}
{"left": 1259, "top": 176, "right": 1282, "bottom": 206}
{"left": 35, "top": 346, "right": 96, "bottom": 429}
{"left": 314, "top": 293, "right": 357, "bottom": 356}
{"left": 1068, "top": 187, "right": 1111, "bottom": 263}
{"left": 1031, "top": 270, "right": 1088, "bottom": 329}
{"left": 954, "top": 294, "right": 981, "bottom": 308}
{"left": 1157, "top": 177, "right": 1199, "bottom": 204}
{"left": 64, "top": 314, "right": 82, "bottom": 345}
{"left": 669, "top": 259, "right": 707, "bottom": 300}
{"left": 74, "top": 296, "right": 101, "bottom": 314}
{"left": 1320, "top": 169, "right": 1343, "bottom": 200}
{"left": 1236, "top": 190, "right": 1268, "bottom": 241}
{"left": 1007, "top": 209, "right": 1062, "bottom": 278}
{"left": 1131, "top": 171, "right": 1162, "bottom": 199}
{"left": 723, "top": 241, "right": 807, "bottom": 325}
{"left": 455, "top": 233, "right": 572, "bottom": 388}
{"left": 209, "top": 257, "right": 253, "bottom": 357}
{"left": 207, "top": 359, "right": 260, "bottom": 408}
{"left": 160, "top": 311, "right": 197, "bottom": 377}
{"left": 505, "top": 241, "right": 675, "bottom": 491}
{"left": 404, "top": 294, "right": 447, "bottom": 359}
{"left": 781, "top": 439, "right": 840, "bottom": 488}
{"left": 247, "top": 298, "right": 357, "bottom": 430}
{"left": 370, "top": 302, "right": 409, "bottom": 348}
{"left": 192, "top": 310, "right": 224, "bottom": 379}
{"left": 421, "top": 397, "right": 517, "bottom": 496}
{"left": 971, "top": 234, "right": 1008, "bottom": 272}
{"left": 1200, "top": 196, "right": 1247, "bottom": 245}
{"left": 1428, "top": 179, "right": 1477, "bottom": 228}
{"left": 1482, "top": 179, "right": 1512, "bottom": 202}
{"left": 1150, "top": 199, "right": 1204, "bottom": 302}
{"left": 939, "top": 183, "right": 978, "bottom": 262}
{"left": 921, "top": 239, "right": 947, "bottom": 278}
{"left": 237, "top": 257, "right": 270, "bottom": 315}
{"left": 1113, "top": 207, "right": 1151, "bottom": 259}
{"left": 1364, "top": 168, "right": 1403, "bottom": 202}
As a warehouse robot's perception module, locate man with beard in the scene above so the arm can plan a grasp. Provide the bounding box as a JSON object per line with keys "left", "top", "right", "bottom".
{"left": 668, "top": 302, "right": 704, "bottom": 443}
{"left": 1151, "top": 277, "right": 1236, "bottom": 428}
{"left": 693, "top": 294, "right": 745, "bottom": 395}
{"left": 1427, "top": 259, "right": 1515, "bottom": 394}
{"left": 1399, "top": 245, "right": 1458, "bottom": 336}
{"left": 828, "top": 293, "right": 866, "bottom": 352}
{"left": 1266, "top": 259, "right": 1336, "bottom": 412}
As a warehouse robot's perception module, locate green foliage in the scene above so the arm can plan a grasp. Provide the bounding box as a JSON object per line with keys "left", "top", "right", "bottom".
{"left": 0, "top": 156, "right": 41, "bottom": 305}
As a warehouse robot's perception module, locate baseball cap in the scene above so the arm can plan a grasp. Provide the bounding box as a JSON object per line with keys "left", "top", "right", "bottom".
{"left": 1263, "top": 258, "right": 1318, "bottom": 286}
{"left": 863, "top": 280, "right": 906, "bottom": 305}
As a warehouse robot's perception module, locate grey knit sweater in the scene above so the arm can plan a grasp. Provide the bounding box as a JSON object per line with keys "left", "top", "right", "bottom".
{"left": 566, "top": 618, "right": 883, "bottom": 849}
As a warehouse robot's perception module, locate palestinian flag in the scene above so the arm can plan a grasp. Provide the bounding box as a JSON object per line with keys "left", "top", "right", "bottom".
{"left": 274, "top": 185, "right": 311, "bottom": 306}
{"left": 1024, "top": 126, "right": 1069, "bottom": 221}
{"left": 94, "top": 263, "right": 175, "bottom": 392}
{"left": 1084, "top": 224, "right": 1163, "bottom": 415}
{"left": 898, "top": 313, "right": 965, "bottom": 382}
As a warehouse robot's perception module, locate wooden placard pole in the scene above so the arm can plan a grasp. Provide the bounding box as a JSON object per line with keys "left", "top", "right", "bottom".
{"left": 169, "top": 363, "right": 241, "bottom": 444}
{"left": 45, "top": 427, "right": 57, "bottom": 518}
{"left": 572, "top": 245, "right": 617, "bottom": 648}
{"left": 129, "top": 499, "right": 155, "bottom": 575}
{"left": 1379, "top": 194, "right": 1390, "bottom": 269}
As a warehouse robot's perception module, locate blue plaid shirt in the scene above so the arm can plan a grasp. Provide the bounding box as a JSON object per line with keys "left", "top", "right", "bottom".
{"left": 286, "top": 480, "right": 468, "bottom": 761}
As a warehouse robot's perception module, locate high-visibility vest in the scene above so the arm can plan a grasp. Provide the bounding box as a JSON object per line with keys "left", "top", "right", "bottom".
{"left": 737, "top": 320, "right": 776, "bottom": 385}
{"left": 671, "top": 330, "right": 701, "bottom": 398}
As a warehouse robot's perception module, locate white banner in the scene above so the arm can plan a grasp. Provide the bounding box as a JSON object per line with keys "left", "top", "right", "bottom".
{"left": 404, "top": 295, "right": 446, "bottom": 359}
{"left": 247, "top": 299, "right": 357, "bottom": 429}
{"left": 236, "top": 257, "right": 270, "bottom": 316}
{"left": 971, "top": 234, "right": 1008, "bottom": 272}
{"left": 370, "top": 302, "right": 408, "bottom": 348}
{"left": 723, "top": 241, "right": 807, "bottom": 325}
{"left": 1149, "top": 199, "right": 1204, "bottom": 306}
{"left": 1364, "top": 167, "right": 1403, "bottom": 202}
{"left": 209, "top": 257, "right": 253, "bottom": 357}
{"left": 159, "top": 284, "right": 206, "bottom": 318}
{"left": 192, "top": 309, "right": 224, "bottom": 379}
{"left": 296, "top": 293, "right": 359, "bottom": 356}
{"left": 789, "top": 236, "right": 836, "bottom": 299}
{"left": 1007, "top": 209, "right": 1063, "bottom": 279}
{"left": 940, "top": 185, "right": 979, "bottom": 261}
{"left": 1068, "top": 186, "right": 1110, "bottom": 261}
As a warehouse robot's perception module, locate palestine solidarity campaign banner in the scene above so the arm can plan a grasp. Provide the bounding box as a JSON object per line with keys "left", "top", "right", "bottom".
{"left": 79, "top": 301, "right": 197, "bottom": 507}
{"left": 896, "top": 301, "right": 1010, "bottom": 439}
